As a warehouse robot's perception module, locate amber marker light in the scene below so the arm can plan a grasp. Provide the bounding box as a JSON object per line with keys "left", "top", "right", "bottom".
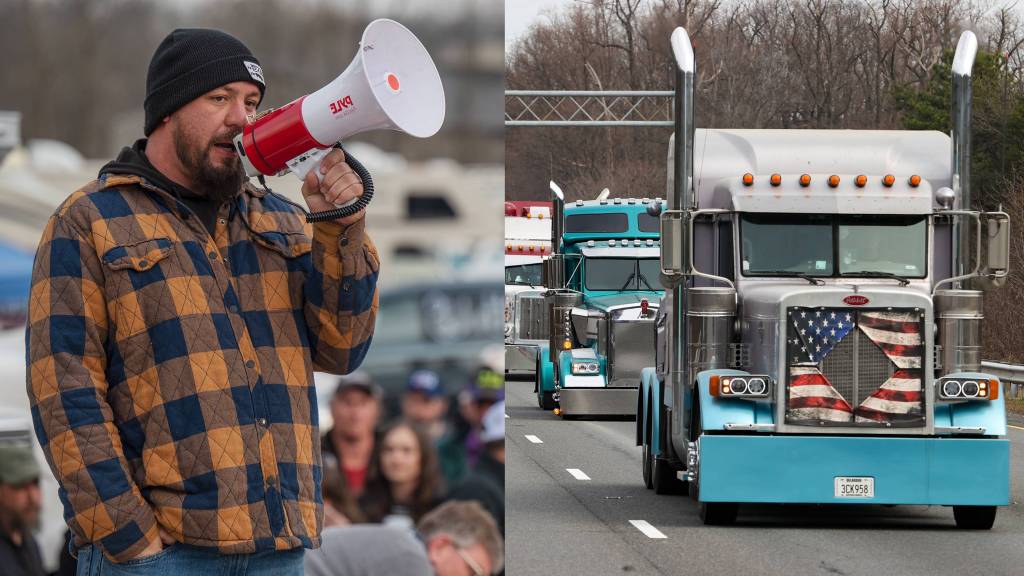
{"left": 908, "top": 175, "right": 921, "bottom": 187}
{"left": 770, "top": 173, "right": 782, "bottom": 186}
{"left": 742, "top": 173, "right": 754, "bottom": 186}
{"left": 799, "top": 174, "right": 811, "bottom": 187}
{"left": 710, "top": 375, "right": 721, "bottom": 397}
{"left": 828, "top": 175, "right": 840, "bottom": 188}
{"left": 882, "top": 174, "right": 895, "bottom": 187}
{"left": 855, "top": 175, "right": 867, "bottom": 187}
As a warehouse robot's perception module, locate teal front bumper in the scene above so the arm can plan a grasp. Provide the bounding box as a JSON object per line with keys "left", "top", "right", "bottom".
{"left": 698, "top": 434, "right": 1010, "bottom": 506}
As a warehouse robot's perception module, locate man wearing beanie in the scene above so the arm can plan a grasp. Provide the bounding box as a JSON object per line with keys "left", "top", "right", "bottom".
{"left": 26, "top": 28, "right": 378, "bottom": 575}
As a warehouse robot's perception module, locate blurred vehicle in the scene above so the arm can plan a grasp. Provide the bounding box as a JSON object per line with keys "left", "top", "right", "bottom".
{"left": 316, "top": 280, "right": 503, "bottom": 428}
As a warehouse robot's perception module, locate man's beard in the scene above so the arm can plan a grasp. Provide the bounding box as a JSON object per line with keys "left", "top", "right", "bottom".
{"left": 172, "top": 121, "right": 245, "bottom": 203}
{"left": 0, "top": 505, "right": 40, "bottom": 534}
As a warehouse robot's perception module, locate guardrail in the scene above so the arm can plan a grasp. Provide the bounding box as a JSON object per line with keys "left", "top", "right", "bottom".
{"left": 981, "top": 361, "right": 1024, "bottom": 400}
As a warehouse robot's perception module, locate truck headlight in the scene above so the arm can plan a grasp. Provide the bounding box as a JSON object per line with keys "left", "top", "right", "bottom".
{"left": 937, "top": 376, "right": 997, "bottom": 401}
{"left": 571, "top": 361, "right": 600, "bottom": 375}
{"left": 942, "top": 379, "right": 962, "bottom": 398}
{"left": 711, "top": 375, "right": 772, "bottom": 399}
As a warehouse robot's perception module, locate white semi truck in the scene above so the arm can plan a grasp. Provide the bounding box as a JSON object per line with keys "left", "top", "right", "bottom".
{"left": 637, "top": 28, "right": 1011, "bottom": 528}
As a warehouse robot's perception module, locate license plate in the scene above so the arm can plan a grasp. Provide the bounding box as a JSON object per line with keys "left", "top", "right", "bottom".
{"left": 834, "top": 476, "right": 874, "bottom": 498}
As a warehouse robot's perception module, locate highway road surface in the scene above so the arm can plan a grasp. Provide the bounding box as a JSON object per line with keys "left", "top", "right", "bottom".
{"left": 505, "top": 380, "right": 1024, "bottom": 576}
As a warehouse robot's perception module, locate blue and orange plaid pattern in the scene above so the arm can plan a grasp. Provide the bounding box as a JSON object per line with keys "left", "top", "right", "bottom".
{"left": 26, "top": 173, "right": 378, "bottom": 562}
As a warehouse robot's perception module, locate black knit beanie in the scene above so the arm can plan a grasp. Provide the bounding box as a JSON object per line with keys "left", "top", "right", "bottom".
{"left": 144, "top": 28, "right": 266, "bottom": 135}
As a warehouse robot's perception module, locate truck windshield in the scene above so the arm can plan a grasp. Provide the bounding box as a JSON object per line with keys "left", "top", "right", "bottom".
{"left": 505, "top": 263, "right": 543, "bottom": 286}
{"left": 586, "top": 258, "right": 660, "bottom": 291}
{"left": 740, "top": 214, "right": 927, "bottom": 278}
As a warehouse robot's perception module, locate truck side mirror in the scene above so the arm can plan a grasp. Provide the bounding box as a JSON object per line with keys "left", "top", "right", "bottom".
{"left": 982, "top": 211, "right": 1010, "bottom": 284}
{"left": 660, "top": 211, "right": 690, "bottom": 278}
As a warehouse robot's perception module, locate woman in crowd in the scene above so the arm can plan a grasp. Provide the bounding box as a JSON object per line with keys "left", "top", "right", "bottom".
{"left": 360, "top": 420, "right": 445, "bottom": 527}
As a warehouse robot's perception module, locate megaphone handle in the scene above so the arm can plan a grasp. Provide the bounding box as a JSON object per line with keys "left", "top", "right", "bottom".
{"left": 287, "top": 147, "right": 333, "bottom": 184}
{"left": 288, "top": 145, "right": 366, "bottom": 211}
{"left": 299, "top": 144, "right": 375, "bottom": 223}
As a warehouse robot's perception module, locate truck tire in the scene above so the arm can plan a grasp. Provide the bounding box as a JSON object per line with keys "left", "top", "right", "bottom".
{"left": 535, "top": 354, "right": 556, "bottom": 410}
{"left": 699, "top": 502, "right": 739, "bottom": 526}
{"left": 538, "top": 391, "right": 556, "bottom": 411}
{"left": 653, "top": 457, "right": 684, "bottom": 495}
{"left": 690, "top": 394, "right": 736, "bottom": 524}
{"left": 642, "top": 439, "right": 654, "bottom": 489}
{"left": 652, "top": 409, "right": 687, "bottom": 495}
{"left": 953, "top": 506, "right": 997, "bottom": 530}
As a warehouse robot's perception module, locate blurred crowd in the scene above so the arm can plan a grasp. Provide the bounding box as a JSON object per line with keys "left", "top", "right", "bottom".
{"left": 0, "top": 362, "right": 505, "bottom": 576}
{"left": 308, "top": 363, "right": 506, "bottom": 575}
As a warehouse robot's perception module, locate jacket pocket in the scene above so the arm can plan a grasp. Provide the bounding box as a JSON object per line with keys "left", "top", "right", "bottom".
{"left": 102, "top": 237, "right": 174, "bottom": 271}
{"left": 251, "top": 230, "right": 312, "bottom": 259}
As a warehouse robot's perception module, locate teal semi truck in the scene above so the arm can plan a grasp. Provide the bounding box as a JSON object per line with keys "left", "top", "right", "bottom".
{"left": 636, "top": 28, "right": 1011, "bottom": 528}
{"left": 536, "top": 184, "right": 664, "bottom": 417}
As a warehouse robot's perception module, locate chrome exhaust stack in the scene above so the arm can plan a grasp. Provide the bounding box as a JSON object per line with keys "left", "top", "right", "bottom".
{"left": 951, "top": 31, "right": 977, "bottom": 278}
{"left": 670, "top": 28, "right": 695, "bottom": 213}
{"left": 666, "top": 27, "right": 696, "bottom": 424}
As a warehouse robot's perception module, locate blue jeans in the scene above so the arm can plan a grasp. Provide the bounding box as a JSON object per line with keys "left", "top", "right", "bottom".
{"left": 75, "top": 543, "right": 304, "bottom": 576}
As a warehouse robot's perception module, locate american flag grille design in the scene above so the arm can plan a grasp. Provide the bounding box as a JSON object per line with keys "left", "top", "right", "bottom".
{"left": 786, "top": 307, "right": 925, "bottom": 426}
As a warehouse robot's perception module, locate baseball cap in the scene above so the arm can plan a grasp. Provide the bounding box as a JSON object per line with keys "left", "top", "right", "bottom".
{"left": 0, "top": 442, "right": 41, "bottom": 485}
{"left": 406, "top": 369, "right": 443, "bottom": 398}
{"left": 333, "top": 371, "right": 382, "bottom": 398}
{"left": 467, "top": 366, "right": 504, "bottom": 403}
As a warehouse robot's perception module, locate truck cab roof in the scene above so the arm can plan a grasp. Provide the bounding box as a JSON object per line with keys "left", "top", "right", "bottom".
{"left": 563, "top": 199, "right": 663, "bottom": 244}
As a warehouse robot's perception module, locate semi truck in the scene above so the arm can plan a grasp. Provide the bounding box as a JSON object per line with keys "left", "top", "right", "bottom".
{"left": 636, "top": 28, "right": 1011, "bottom": 528}
{"left": 537, "top": 183, "right": 664, "bottom": 416}
{"left": 505, "top": 201, "right": 551, "bottom": 380}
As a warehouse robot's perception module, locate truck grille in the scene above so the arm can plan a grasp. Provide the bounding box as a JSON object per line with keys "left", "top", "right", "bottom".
{"left": 608, "top": 315, "right": 655, "bottom": 387}
{"left": 516, "top": 293, "right": 549, "bottom": 341}
{"left": 785, "top": 307, "right": 925, "bottom": 427}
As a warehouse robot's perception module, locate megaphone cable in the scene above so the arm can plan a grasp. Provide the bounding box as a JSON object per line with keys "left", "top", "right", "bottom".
{"left": 255, "top": 144, "right": 374, "bottom": 224}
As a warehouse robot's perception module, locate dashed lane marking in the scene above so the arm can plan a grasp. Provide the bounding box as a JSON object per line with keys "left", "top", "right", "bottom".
{"left": 525, "top": 435, "right": 543, "bottom": 443}
{"left": 567, "top": 468, "right": 591, "bottom": 480}
{"left": 629, "top": 520, "right": 667, "bottom": 539}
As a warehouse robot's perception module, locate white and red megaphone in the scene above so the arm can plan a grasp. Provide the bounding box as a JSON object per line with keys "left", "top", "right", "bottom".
{"left": 233, "top": 19, "right": 445, "bottom": 183}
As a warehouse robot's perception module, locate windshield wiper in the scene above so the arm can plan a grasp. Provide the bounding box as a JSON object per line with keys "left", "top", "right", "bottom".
{"left": 754, "top": 271, "right": 825, "bottom": 285}
{"left": 619, "top": 273, "right": 637, "bottom": 291}
{"left": 840, "top": 270, "right": 911, "bottom": 286}
{"left": 637, "top": 273, "right": 655, "bottom": 290}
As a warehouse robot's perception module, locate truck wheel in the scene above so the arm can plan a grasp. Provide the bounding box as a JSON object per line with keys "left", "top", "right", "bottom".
{"left": 953, "top": 506, "right": 997, "bottom": 530}
{"left": 653, "top": 457, "right": 685, "bottom": 495}
{"left": 699, "top": 502, "right": 738, "bottom": 526}
{"left": 652, "top": 415, "right": 687, "bottom": 495}
{"left": 691, "top": 396, "right": 736, "bottom": 524}
{"left": 538, "top": 391, "right": 556, "bottom": 411}
{"left": 642, "top": 440, "right": 654, "bottom": 489}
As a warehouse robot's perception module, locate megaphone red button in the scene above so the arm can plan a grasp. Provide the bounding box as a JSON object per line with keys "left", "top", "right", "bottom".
{"left": 386, "top": 73, "right": 400, "bottom": 93}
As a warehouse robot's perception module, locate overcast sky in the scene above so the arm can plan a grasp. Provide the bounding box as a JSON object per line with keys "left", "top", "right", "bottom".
{"left": 505, "top": 0, "right": 1024, "bottom": 49}
{"left": 505, "top": 0, "right": 577, "bottom": 47}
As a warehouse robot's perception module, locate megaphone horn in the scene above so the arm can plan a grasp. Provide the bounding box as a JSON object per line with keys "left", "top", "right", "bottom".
{"left": 233, "top": 19, "right": 445, "bottom": 183}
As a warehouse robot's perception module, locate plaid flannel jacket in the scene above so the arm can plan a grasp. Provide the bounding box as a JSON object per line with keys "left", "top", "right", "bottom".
{"left": 26, "top": 173, "right": 378, "bottom": 562}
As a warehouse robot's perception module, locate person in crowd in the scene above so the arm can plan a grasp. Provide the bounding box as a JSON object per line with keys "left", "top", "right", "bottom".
{"left": 0, "top": 443, "right": 45, "bottom": 576}
{"left": 360, "top": 420, "right": 444, "bottom": 527}
{"left": 448, "top": 401, "right": 504, "bottom": 537}
{"left": 305, "top": 500, "right": 503, "bottom": 576}
{"left": 403, "top": 369, "right": 467, "bottom": 486}
{"left": 321, "top": 371, "right": 383, "bottom": 525}
{"left": 26, "top": 28, "right": 379, "bottom": 573}
{"left": 458, "top": 365, "right": 504, "bottom": 469}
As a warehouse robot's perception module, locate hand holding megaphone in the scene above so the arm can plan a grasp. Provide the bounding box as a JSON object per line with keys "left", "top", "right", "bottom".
{"left": 299, "top": 148, "right": 366, "bottom": 225}
{"left": 233, "top": 19, "right": 445, "bottom": 222}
